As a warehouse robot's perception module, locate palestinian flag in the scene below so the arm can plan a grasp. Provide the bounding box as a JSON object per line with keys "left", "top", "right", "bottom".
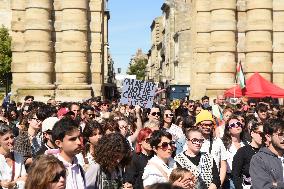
{"left": 237, "top": 61, "right": 246, "bottom": 89}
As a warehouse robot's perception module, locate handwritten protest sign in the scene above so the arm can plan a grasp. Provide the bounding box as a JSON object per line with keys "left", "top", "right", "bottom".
{"left": 120, "top": 78, "right": 156, "bottom": 108}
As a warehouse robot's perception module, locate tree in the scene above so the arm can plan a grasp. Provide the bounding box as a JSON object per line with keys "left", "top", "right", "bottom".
{"left": 0, "top": 26, "right": 12, "bottom": 86}
{"left": 127, "top": 58, "right": 147, "bottom": 80}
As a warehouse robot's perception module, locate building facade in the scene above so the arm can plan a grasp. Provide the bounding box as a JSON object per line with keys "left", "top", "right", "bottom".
{"left": 0, "top": 0, "right": 114, "bottom": 102}
{"left": 146, "top": 0, "right": 284, "bottom": 100}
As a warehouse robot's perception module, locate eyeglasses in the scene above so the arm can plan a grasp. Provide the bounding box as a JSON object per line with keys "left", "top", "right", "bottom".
{"left": 200, "top": 123, "right": 213, "bottom": 127}
{"left": 187, "top": 138, "right": 204, "bottom": 145}
{"left": 103, "top": 104, "right": 109, "bottom": 107}
{"left": 188, "top": 105, "right": 194, "bottom": 108}
{"left": 165, "top": 113, "right": 174, "bottom": 118}
{"left": 228, "top": 121, "right": 243, "bottom": 129}
{"left": 51, "top": 170, "right": 66, "bottom": 182}
{"left": 158, "top": 141, "right": 176, "bottom": 151}
{"left": 151, "top": 112, "right": 161, "bottom": 117}
{"left": 31, "top": 117, "right": 41, "bottom": 122}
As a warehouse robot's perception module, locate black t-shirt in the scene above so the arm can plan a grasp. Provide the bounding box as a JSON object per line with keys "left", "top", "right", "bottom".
{"left": 176, "top": 152, "right": 221, "bottom": 188}
{"left": 124, "top": 152, "right": 153, "bottom": 189}
{"left": 232, "top": 145, "right": 259, "bottom": 189}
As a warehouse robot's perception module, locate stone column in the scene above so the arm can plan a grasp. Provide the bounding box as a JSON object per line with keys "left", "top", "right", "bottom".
{"left": 208, "top": 0, "right": 236, "bottom": 97}
{"left": 56, "top": 0, "right": 91, "bottom": 101}
{"left": 273, "top": 0, "right": 284, "bottom": 88}
{"left": 11, "top": 0, "right": 26, "bottom": 100}
{"left": 245, "top": 0, "right": 272, "bottom": 80}
{"left": 191, "top": 0, "right": 211, "bottom": 99}
{"left": 12, "top": 0, "right": 55, "bottom": 102}
{"left": 89, "top": 0, "right": 104, "bottom": 97}
{"left": 53, "top": 0, "right": 63, "bottom": 87}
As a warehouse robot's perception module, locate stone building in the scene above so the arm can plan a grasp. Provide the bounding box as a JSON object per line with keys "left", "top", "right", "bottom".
{"left": 147, "top": 0, "right": 284, "bottom": 100}
{"left": 0, "top": 0, "right": 113, "bottom": 102}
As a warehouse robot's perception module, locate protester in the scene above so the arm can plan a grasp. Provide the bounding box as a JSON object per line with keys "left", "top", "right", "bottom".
{"left": 0, "top": 123, "right": 26, "bottom": 189}
{"left": 25, "top": 155, "right": 66, "bottom": 189}
{"left": 142, "top": 130, "right": 179, "bottom": 187}
{"left": 222, "top": 116, "right": 247, "bottom": 189}
{"left": 250, "top": 119, "right": 284, "bottom": 189}
{"left": 215, "top": 108, "right": 233, "bottom": 138}
{"left": 52, "top": 118, "right": 86, "bottom": 189}
{"left": 212, "top": 95, "right": 226, "bottom": 120}
{"left": 124, "top": 128, "right": 153, "bottom": 189}
{"left": 169, "top": 168, "right": 196, "bottom": 189}
{"left": 175, "top": 127, "right": 221, "bottom": 189}
{"left": 162, "top": 108, "right": 174, "bottom": 130}
{"left": 14, "top": 109, "right": 46, "bottom": 166}
{"left": 195, "top": 110, "right": 227, "bottom": 186}
{"left": 85, "top": 133, "right": 132, "bottom": 189}
{"left": 37, "top": 117, "right": 59, "bottom": 155}
{"left": 232, "top": 122, "right": 263, "bottom": 189}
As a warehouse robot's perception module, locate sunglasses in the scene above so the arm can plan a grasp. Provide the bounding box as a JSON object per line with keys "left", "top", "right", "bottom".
{"left": 187, "top": 138, "right": 204, "bottom": 145}
{"left": 151, "top": 112, "right": 161, "bottom": 117}
{"left": 158, "top": 141, "right": 176, "bottom": 151}
{"left": 52, "top": 170, "right": 66, "bottom": 182}
{"left": 165, "top": 113, "right": 174, "bottom": 118}
{"left": 228, "top": 121, "right": 243, "bottom": 129}
{"left": 144, "top": 137, "right": 151, "bottom": 143}
{"left": 103, "top": 104, "right": 109, "bottom": 107}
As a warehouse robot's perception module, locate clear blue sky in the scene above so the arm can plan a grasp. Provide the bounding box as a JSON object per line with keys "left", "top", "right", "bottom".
{"left": 108, "top": 0, "right": 164, "bottom": 73}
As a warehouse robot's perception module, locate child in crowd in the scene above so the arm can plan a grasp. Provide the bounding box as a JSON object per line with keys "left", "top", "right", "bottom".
{"left": 169, "top": 168, "right": 196, "bottom": 189}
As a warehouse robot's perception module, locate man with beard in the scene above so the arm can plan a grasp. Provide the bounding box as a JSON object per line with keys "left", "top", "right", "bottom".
{"left": 250, "top": 119, "right": 284, "bottom": 189}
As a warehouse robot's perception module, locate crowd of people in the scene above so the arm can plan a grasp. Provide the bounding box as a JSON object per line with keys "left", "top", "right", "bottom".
{"left": 0, "top": 94, "right": 284, "bottom": 189}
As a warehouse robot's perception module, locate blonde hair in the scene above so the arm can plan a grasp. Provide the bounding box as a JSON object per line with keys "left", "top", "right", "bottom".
{"left": 169, "top": 167, "right": 194, "bottom": 184}
{"left": 144, "top": 120, "right": 160, "bottom": 129}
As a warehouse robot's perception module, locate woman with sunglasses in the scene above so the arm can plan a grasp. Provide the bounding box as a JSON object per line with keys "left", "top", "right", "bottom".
{"left": 175, "top": 127, "right": 221, "bottom": 189}
{"left": 0, "top": 123, "right": 26, "bottom": 189}
{"left": 25, "top": 155, "right": 66, "bottom": 189}
{"left": 231, "top": 122, "right": 263, "bottom": 189}
{"left": 162, "top": 108, "right": 174, "bottom": 130}
{"left": 143, "top": 130, "right": 191, "bottom": 188}
{"left": 142, "top": 130, "right": 175, "bottom": 187}
{"left": 124, "top": 128, "right": 153, "bottom": 189}
{"left": 222, "top": 116, "right": 247, "bottom": 189}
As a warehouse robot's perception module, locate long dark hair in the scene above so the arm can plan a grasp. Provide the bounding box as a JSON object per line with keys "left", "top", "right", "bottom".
{"left": 222, "top": 115, "right": 245, "bottom": 150}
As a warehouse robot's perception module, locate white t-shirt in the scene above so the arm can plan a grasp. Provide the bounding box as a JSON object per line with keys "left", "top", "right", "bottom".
{"left": 142, "top": 155, "right": 175, "bottom": 187}
{"left": 0, "top": 152, "right": 26, "bottom": 189}
{"left": 200, "top": 137, "right": 227, "bottom": 170}
{"left": 226, "top": 142, "right": 245, "bottom": 173}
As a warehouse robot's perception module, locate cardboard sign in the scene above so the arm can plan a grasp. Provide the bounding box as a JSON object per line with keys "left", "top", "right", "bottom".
{"left": 120, "top": 78, "right": 156, "bottom": 108}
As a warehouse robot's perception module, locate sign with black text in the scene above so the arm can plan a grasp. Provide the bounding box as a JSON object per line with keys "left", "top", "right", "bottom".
{"left": 120, "top": 78, "right": 156, "bottom": 108}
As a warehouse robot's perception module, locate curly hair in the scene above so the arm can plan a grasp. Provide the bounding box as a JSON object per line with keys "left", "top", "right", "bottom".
{"left": 93, "top": 133, "right": 131, "bottom": 171}
{"left": 102, "top": 119, "right": 120, "bottom": 134}
{"left": 25, "top": 155, "right": 66, "bottom": 189}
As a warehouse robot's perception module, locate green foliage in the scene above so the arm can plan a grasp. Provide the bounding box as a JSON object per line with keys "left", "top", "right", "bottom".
{"left": 127, "top": 58, "right": 148, "bottom": 80}
{"left": 0, "top": 26, "right": 12, "bottom": 85}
